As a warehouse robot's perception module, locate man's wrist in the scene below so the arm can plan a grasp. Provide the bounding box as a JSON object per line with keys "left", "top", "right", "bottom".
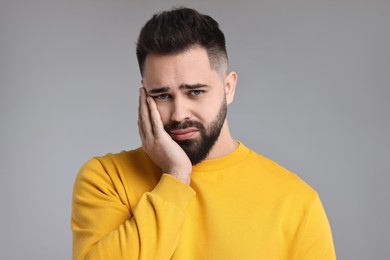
{"left": 151, "top": 174, "right": 196, "bottom": 210}
{"left": 168, "top": 170, "right": 191, "bottom": 185}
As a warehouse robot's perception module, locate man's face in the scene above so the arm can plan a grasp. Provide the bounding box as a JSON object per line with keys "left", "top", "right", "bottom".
{"left": 142, "top": 46, "right": 229, "bottom": 165}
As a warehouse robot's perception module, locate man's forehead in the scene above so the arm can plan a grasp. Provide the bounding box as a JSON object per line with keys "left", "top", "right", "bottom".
{"left": 142, "top": 46, "right": 226, "bottom": 91}
{"left": 142, "top": 45, "right": 228, "bottom": 77}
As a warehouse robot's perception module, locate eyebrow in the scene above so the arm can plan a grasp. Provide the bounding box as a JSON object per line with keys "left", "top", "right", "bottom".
{"left": 179, "top": 83, "right": 210, "bottom": 90}
{"left": 147, "top": 84, "right": 210, "bottom": 94}
{"left": 147, "top": 87, "right": 170, "bottom": 94}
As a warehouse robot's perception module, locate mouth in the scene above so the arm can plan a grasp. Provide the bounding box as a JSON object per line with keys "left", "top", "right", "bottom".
{"left": 168, "top": 128, "right": 198, "bottom": 141}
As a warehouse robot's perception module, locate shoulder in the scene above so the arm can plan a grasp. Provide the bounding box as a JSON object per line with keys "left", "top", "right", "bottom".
{"left": 243, "top": 145, "right": 318, "bottom": 200}
{"left": 94, "top": 147, "right": 147, "bottom": 167}
{"left": 75, "top": 148, "right": 161, "bottom": 192}
{"left": 81, "top": 147, "right": 158, "bottom": 174}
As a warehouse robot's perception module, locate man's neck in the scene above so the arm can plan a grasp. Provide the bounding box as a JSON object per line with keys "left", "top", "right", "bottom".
{"left": 206, "top": 122, "right": 238, "bottom": 160}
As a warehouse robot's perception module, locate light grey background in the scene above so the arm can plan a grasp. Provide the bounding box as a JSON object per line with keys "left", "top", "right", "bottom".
{"left": 1, "top": 0, "right": 389, "bottom": 259}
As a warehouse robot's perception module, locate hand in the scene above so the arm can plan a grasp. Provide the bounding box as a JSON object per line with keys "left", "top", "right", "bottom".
{"left": 138, "top": 87, "right": 192, "bottom": 185}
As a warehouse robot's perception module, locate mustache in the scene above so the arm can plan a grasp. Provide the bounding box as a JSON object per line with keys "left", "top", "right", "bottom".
{"left": 164, "top": 120, "right": 205, "bottom": 132}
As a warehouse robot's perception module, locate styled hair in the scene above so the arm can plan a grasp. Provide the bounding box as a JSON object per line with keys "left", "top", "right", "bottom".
{"left": 136, "top": 7, "right": 228, "bottom": 76}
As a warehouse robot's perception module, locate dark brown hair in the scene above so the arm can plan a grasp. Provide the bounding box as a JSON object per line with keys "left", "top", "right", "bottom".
{"left": 136, "top": 7, "right": 228, "bottom": 76}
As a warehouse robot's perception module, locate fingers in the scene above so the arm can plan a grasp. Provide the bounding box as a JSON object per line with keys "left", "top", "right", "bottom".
{"left": 138, "top": 87, "right": 151, "bottom": 140}
{"left": 146, "top": 95, "right": 165, "bottom": 137}
{"left": 138, "top": 87, "right": 165, "bottom": 141}
{"left": 138, "top": 88, "right": 144, "bottom": 139}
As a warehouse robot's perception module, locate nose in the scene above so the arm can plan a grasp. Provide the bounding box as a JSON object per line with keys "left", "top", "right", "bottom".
{"left": 170, "top": 96, "right": 191, "bottom": 122}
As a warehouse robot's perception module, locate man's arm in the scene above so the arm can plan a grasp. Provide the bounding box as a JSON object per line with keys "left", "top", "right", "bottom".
{"left": 71, "top": 88, "right": 194, "bottom": 259}
{"left": 71, "top": 161, "right": 195, "bottom": 259}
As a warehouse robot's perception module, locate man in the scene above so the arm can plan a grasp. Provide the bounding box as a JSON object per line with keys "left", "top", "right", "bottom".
{"left": 71, "top": 7, "right": 336, "bottom": 259}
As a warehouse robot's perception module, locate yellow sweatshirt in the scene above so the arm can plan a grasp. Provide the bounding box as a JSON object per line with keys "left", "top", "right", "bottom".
{"left": 71, "top": 143, "right": 335, "bottom": 259}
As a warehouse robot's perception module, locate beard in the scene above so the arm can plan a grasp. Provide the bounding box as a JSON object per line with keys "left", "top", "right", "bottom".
{"left": 164, "top": 99, "right": 227, "bottom": 165}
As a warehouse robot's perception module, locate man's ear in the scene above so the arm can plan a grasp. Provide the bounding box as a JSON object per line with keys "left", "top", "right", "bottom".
{"left": 225, "top": 71, "right": 237, "bottom": 105}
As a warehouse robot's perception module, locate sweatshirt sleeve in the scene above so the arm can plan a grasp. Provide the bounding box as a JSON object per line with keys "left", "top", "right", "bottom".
{"left": 294, "top": 193, "right": 336, "bottom": 260}
{"left": 71, "top": 158, "right": 195, "bottom": 260}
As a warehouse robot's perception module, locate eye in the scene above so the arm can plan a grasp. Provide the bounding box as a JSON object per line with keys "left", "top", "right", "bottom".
{"left": 189, "top": 90, "right": 205, "bottom": 96}
{"left": 154, "top": 94, "right": 170, "bottom": 100}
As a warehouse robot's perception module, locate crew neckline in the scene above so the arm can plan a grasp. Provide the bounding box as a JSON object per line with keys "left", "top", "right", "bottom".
{"left": 191, "top": 142, "right": 251, "bottom": 172}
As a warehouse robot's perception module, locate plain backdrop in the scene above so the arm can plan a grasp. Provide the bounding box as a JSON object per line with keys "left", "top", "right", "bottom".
{"left": 1, "top": 0, "right": 389, "bottom": 259}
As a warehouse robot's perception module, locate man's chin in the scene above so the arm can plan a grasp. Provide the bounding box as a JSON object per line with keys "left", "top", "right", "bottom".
{"left": 175, "top": 138, "right": 197, "bottom": 148}
{"left": 176, "top": 140, "right": 212, "bottom": 165}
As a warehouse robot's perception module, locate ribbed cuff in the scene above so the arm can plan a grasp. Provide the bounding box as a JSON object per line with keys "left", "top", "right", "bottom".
{"left": 150, "top": 174, "right": 196, "bottom": 212}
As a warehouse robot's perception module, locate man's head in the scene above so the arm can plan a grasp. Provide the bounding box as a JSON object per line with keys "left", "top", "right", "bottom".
{"left": 136, "top": 7, "right": 228, "bottom": 78}
{"left": 137, "top": 8, "right": 237, "bottom": 165}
